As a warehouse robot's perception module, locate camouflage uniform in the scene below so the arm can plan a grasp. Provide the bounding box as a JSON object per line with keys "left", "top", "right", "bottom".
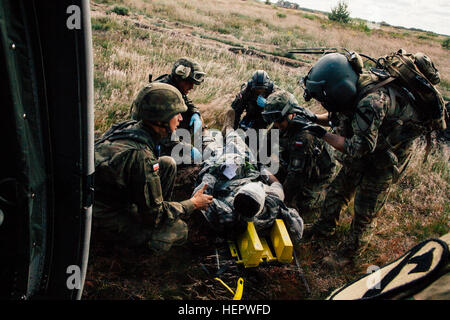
{"left": 94, "top": 121, "right": 195, "bottom": 253}
{"left": 231, "top": 82, "right": 281, "bottom": 130}
{"left": 314, "top": 84, "right": 430, "bottom": 255}
{"left": 129, "top": 75, "right": 200, "bottom": 157}
{"left": 276, "top": 118, "right": 336, "bottom": 219}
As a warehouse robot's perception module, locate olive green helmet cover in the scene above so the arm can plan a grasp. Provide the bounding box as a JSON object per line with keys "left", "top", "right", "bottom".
{"left": 133, "top": 82, "right": 187, "bottom": 122}
{"left": 262, "top": 90, "right": 300, "bottom": 122}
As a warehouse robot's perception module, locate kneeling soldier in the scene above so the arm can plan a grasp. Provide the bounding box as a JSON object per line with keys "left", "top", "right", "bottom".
{"left": 94, "top": 83, "right": 212, "bottom": 253}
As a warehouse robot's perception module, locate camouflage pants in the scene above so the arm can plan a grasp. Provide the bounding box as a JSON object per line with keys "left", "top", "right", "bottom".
{"left": 93, "top": 156, "right": 187, "bottom": 253}
{"left": 277, "top": 166, "right": 335, "bottom": 220}
{"left": 314, "top": 163, "right": 394, "bottom": 254}
{"left": 289, "top": 177, "right": 333, "bottom": 220}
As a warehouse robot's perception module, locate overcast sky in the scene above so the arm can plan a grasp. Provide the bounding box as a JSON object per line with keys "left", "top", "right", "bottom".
{"left": 282, "top": 0, "right": 449, "bottom": 35}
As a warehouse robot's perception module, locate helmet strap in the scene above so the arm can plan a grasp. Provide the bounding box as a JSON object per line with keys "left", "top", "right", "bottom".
{"left": 146, "top": 121, "right": 173, "bottom": 137}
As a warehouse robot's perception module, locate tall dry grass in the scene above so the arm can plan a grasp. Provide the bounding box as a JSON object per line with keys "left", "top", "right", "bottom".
{"left": 91, "top": 0, "right": 450, "bottom": 130}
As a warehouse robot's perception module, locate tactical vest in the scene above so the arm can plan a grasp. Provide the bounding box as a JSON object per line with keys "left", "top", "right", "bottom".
{"left": 94, "top": 120, "right": 160, "bottom": 207}
{"left": 285, "top": 116, "right": 336, "bottom": 180}
{"left": 95, "top": 120, "right": 159, "bottom": 155}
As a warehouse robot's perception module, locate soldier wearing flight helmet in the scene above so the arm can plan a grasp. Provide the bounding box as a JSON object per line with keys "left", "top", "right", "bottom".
{"left": 223, "top": 70, "right": 281, "bottom": 132}
{"left": 298, "top": 51, "right": 438, "bottom": 267}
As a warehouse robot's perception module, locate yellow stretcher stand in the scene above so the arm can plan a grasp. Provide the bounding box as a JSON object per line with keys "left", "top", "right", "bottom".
{"left": 236, "top": 222, "right": 264, "bottom": 267}
{"left": 229, "top": 220, "right": 294, "bottom": 267}
{"left": 270, "top": 219, "right": 293, "bottom": 263}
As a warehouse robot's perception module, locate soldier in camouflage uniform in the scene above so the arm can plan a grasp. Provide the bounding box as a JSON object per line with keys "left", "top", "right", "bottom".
{"left": 261, "top": 90, "right": 336, "bottom": 220}
{"left": 223, "top": 70, "right": 281, "bottom": 133}
{"left": 298, "top": 52, "right": 439, "bottom": 266}
{"left": 94, "top": 83, "right": 213, "bottom": 253}
{"left": 131, "top": 58, "right": 206, "bottom": 160}
{"left": 131, "top": 57, "right": 205, "bottom": 132}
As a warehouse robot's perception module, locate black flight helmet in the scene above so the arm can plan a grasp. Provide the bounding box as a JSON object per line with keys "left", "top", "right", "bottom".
{"left": 250, "top": 70, "right": 273, "bottom": 96}
{"left": 302, "top": 53, "right": 359, "bottom": 112}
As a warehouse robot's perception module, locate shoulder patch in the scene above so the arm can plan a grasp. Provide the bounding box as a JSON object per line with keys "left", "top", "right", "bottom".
{"left": 355, "top": 108, "right": 374, "bottom": 132}
{"left": 355, "top": 91, "right": 386, "bottom": 132}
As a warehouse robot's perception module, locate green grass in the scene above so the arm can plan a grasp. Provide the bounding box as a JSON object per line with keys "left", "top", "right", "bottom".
{"left": 197, "top": 33, "right": 244, "bottom": 47}
{"left": 108, "top": 5, "right": 129, "bottom": 16}
{"left": 300, "top": 13, "right": 316, "bottom": 21}
{"left": 408, "top": 210, "right": 449, "bottom": 241}
{"left": 352, "top": 21, "right": 371, "bottom": 34}
{"left": 91, "top": 17, "right": 120, "bottom": 31}
{"left": 442, "top": 38, "right": 450, "bottom": 50}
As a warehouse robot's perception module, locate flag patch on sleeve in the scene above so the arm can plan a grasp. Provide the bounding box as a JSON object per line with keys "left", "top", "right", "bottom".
{"left": 152, "top": 163, "right": 159, "bottom": 172}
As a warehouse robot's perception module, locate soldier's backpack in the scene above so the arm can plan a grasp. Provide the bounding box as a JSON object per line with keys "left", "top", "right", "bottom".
{"left": 355, "top": 49, "right": 447, "bottom": 132}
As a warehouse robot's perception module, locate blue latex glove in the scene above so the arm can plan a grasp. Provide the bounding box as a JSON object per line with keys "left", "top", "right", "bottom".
{"left": 191, "top": 147, "right": 202, "bottom": 163}
{"left": 257, "top": 95, "right": 267, "bottom": 108}
{"left": 189, "top": 113, "right": 202, "bottom": 134}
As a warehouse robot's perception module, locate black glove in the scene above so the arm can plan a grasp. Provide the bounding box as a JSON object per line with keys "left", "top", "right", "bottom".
{"left": 294, "top": 104, "right": 317, "bottom": 123}
{"left": 302, "top": 123, "right": 327, "bottom": 138}
{"left": 300, "top": 108, "right": 317, "bottom": 123}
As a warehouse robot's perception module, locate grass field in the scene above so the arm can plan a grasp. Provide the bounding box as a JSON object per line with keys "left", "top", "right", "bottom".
{"left": 85, "top": 0, "right": 450, "bottom": 300}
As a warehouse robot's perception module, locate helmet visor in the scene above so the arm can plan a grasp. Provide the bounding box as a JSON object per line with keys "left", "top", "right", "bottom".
{"left": 261, "top": 110, "right": 283, "bottom": 123}
{"left": 304, "top": 78, "right": 327, "bottom": 103}
{"left": 191, "top": 71, "right": 206, "bottom": 84}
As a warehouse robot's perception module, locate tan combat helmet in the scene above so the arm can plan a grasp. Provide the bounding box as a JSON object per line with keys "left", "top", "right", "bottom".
{"left": 171, "top": 57, "right": 206, "bottom": 85}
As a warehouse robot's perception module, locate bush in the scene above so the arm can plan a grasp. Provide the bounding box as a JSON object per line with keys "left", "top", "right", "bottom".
{"left": 328, "top": 0, "right": 350, "bottom": 24}
{"left": 109, "top": 6, "right": 129, "bottom": 16}
{"left": 276, "top": 12, "right": 287, "bottom": 18}
{"left": 353, "top": 21, "right": 371, "bottom": 34}
{"left": 442, "top": 38, "right": 450, "bottom": 50}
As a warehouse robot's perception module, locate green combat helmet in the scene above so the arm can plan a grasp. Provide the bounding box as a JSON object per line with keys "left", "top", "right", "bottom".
{"left": 171, "top": 57, "right": 206, "bottom": 85}
{"left": 262, "top": 90, "right": 314, "bottom": 124}
{"left": 133, "top": 82, "right": 187, "bottom": 132}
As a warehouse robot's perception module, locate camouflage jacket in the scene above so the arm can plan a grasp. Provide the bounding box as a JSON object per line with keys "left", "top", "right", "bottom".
{"left": 94, "top": 121, "right": 195, "bottom": 228}
{"left": 277, "top": 117, "right": 336, "bottom": 202}
{"left": 330, "top": 84, "right": 430, "bottom": 172}
{"left": 231, "top": 82, "right": 281, "bottom": 129}
{"left": 154, "top": 74, "right": 200, "bottom": 130}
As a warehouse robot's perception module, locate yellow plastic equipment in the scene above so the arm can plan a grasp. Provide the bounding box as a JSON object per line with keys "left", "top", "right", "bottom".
{"left": 214, "top": 277, "right": 244, "bottom": 300}
{"left": 270, "top": 219, "right": 293, "bottom": 263}
{"left": 260, "top": 238, "right": 277, "bottom": 263}
{"left": 229, "top": 220, "right": 293, "bottom": 267}
{"left": 236, "top": 222, "right": 264, "bottom": 267}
